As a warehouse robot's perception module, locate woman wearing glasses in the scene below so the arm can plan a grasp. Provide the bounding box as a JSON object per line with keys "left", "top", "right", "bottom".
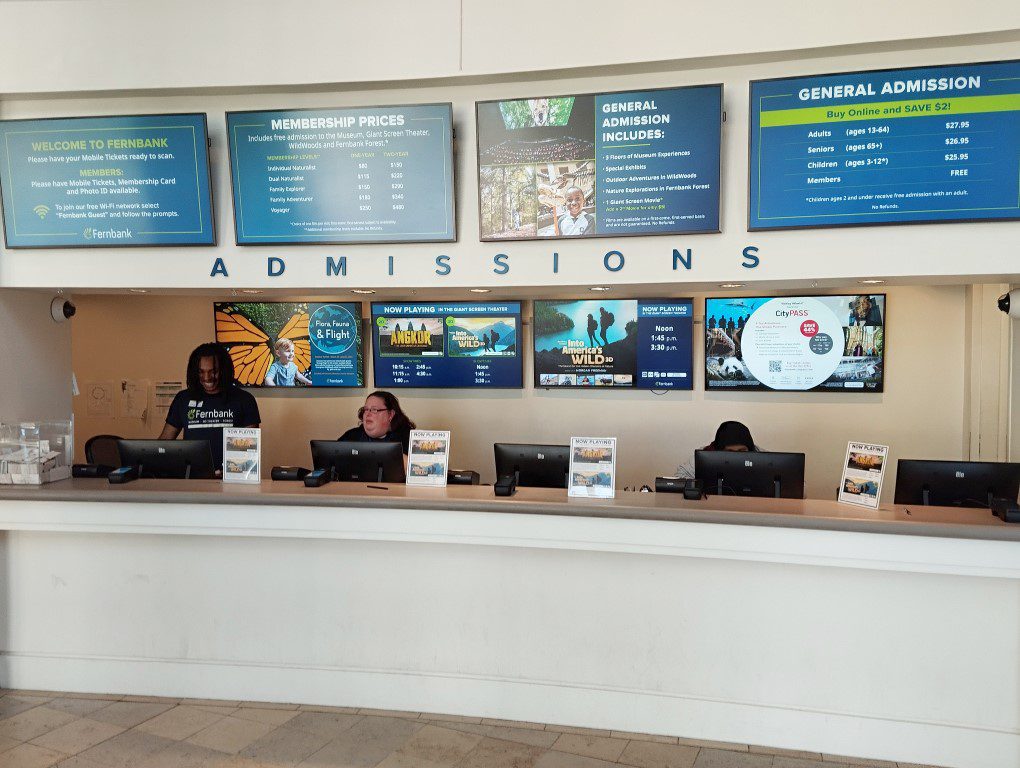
{"left": 338, "top": 391, "right": 417, "bottom": 454}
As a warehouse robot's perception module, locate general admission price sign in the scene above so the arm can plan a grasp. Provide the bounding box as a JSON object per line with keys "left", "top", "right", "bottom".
{"left": 749, "top": 60, "right": 1020, "bottom": 230}
{"left": 227, "top": 104, "right": 455, "bottom": 245}
{"left": 0, "top": 113, "right": 215, "bottom": 247}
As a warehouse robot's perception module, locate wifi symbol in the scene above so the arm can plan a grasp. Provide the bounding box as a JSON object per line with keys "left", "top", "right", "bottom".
{"left": 33, "top": 204, "right": 50, "bottom": 219}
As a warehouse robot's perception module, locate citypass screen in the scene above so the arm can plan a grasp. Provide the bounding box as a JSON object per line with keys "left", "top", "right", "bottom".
{"left": 533, "top": 299, "right": 693, "bottom": 389}
{"left": 704, "top": 294, "right": 886, "bottom": 392}
{"left": 371, "top": 301, "right": 523, "bottom": 388}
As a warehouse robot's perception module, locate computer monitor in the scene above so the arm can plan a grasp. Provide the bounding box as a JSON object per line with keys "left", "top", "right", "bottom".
{"left": 694, "top": 450, "right": 805, "bottom": 499}
{"left": 310, "top": 440, "right": 406, "bottom": 483}
{"left": 117, "top": 439, "right": 215, "bottom": 480}
{"left": 893, "top": 459, "right": 1020, "bottom": 508}
{"left": 493, "top": 443, "right": 570, "bottom": 489}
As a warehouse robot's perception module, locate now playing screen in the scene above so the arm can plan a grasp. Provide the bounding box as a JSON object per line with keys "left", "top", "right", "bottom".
{"left": 371, "top": 301, "right": 523, "bottom": 388}
{"left": 705, "top": 294, "right": 886, "bottom": 392}
{"left": 534, "top": 299, "right": 693, "bottom": 389}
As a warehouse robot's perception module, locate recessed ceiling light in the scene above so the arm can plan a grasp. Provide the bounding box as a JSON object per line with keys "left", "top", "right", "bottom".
{"left": 128, "top": 288, "right": 148, "bottom": 293}
{"left": 469, "top": 288, "right": 491, "bottom": 293}
{"left": 589, "top": 286, "right": 611, "bottom": 292}
{"left": 858, "top": 279, "right": 886, "bottom": 285}
{"left": 240, "top": 289, "right": 264, "bottom": 295}
{"left": 719, "top": 283, "right": 745, "bottom": 289}
{"left": 351, "top": 289, "right": 376, "bottom": 295}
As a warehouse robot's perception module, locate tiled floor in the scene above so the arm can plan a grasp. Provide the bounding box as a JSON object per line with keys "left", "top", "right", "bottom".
{"left": 0, "top": 689, "right": 942, "bottom": 768}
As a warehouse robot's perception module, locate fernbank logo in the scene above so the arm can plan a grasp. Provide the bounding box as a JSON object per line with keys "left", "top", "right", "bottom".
{"left": 83, "top": 226, "right": 133, "bottom": 240}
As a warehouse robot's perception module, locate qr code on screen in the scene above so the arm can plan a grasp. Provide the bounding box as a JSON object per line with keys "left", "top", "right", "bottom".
{"left": 769, "top": 360, "right": 782, "bottom": 373}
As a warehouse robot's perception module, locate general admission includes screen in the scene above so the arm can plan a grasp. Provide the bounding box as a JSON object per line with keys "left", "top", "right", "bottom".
{"left": 0, "top": 113, "right": 215, "bottom": 247}
{"left": 534, "top": 299, "right": 694, "bottom": 389}
{"left": 371, "top": 302, "right": 523, "bottom": 388}
{"left": 476, "top": 85, "right": 721, "bottom": 241}
{"left": 214, "top": 302, "right": 364, "bottom": 388}
{"left": 705, "top": 294, "right": 886, "bottom": 392}
{"left": 749, "top": 59, "right": 1020, "bottom": 230}
{"left": 227, "top": 104, "right": 455, "bottom": 245}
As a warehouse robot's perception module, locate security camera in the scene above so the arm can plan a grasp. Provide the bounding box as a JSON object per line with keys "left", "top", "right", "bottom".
{"left": 999, "top": 290, "right": 1020, "bottom": 320}
{"left": 50, "top": 296, "right": 76, "bottom": 323}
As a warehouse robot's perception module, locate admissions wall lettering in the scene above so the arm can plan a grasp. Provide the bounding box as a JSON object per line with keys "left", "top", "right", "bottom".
{"left": 476, "top": 85, "right": 721, "bottom": 241}
{"left": 749, "top": 60, "right": 1020, "bottom": 230}
{"left": 0, "top": 113, "right": 214, "bottom": 247}
{"left": 227, "top": 104, "right": 455, "bottom": 245}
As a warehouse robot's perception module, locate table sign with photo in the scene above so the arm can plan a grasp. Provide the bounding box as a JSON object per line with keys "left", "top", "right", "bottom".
{"left": 838, "top": 441, "right": 889, "bottom": 508}
{"left": 568, "top": 437, "right": 617, "bottom": 499}
{"left": 223, "top": 428, "right": 261, "bottom": 484}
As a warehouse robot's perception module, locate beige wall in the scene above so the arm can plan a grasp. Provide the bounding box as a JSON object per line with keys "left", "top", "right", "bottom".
{"left": 0, "top": 289, "right": 72, "bottom": 424}
{"left": 2, "top": 1, "right": 1016, "bottom": 94}
{"left": 71, "top": 286, "right": 967, "bottom": 499}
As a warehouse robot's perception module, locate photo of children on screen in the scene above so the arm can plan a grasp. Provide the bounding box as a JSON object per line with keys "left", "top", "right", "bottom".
{"left": 264, "top": 338, "right": 312, "bottom": 386}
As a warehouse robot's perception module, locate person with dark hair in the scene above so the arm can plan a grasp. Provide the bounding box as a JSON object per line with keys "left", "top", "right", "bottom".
{"left": 158, "top": 342, "right": 261, "bottom": 471}
{"left": 598, "top": 305, "right": 615, "bottom": 345}
{"left": 848, "top": 295, "right": 883, "bottom": 327}
{"left": 339, "top": 390, "right": 417, "bottom": 454}
{"left": 586, "top": 313, "right": 598, "bottom": 346}
{"left": 556, "top": 187, "right": 595, "bottom": 236}
{"left": 705, "top": 421, "right": 757, "bottom": 452}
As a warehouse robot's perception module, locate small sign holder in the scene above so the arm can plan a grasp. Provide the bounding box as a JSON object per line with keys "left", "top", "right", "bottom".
{"left": 223, "top": 427, "right": 261, "bottom": 484}
{"left": 406, "top": 430, "right": 451, "bottom": 487}
{"left": 568, "top": 437, "right": 617, "bottom": 499}
{"left": 838, "top": 441, "right": 889, "bottom": 508}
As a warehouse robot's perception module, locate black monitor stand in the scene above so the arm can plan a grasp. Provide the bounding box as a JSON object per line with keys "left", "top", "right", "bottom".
{"left": 715, "top": 476, "right": 781, "bottom": 498}
{"left": 919, "top": 486, "right": 993, "bottom": 508}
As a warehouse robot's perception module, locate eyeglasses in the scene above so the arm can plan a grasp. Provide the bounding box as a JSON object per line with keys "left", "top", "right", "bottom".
{"left": 362, "top": 407, "right": 391, "bottom": 414}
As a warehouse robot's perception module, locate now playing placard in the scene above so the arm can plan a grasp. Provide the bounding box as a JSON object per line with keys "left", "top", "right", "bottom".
{"left": 0, "top": 113, "right": 215, "bottom": 248}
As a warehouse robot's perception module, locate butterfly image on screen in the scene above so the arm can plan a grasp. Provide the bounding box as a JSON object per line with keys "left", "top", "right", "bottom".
{"left": 214, "top": 303, "right": 311, "bottom": 386}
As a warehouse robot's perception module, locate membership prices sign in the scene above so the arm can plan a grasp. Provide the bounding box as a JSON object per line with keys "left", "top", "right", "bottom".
{"left": 0, "top": 113, "right": 215, "bottom": 247}
{"left": 227, "top": 103, "right": 455, "bottom": 245}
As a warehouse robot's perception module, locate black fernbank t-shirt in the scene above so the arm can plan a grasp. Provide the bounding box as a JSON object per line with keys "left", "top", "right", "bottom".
{"left": 166, "top": 387, "right": 261, "bottom": 469}
{"left": 338, "top": 425, "right": 411, "bottom": 454}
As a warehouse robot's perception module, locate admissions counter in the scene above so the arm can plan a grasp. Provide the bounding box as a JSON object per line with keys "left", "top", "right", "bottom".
{"left": 1, "top": 481, "right": 1018, "bottom": 768}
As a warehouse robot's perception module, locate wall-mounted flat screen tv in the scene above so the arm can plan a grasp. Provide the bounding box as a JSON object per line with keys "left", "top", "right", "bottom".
{"left": 371, "top": 301, "right": 523, "bottom": 388}
{"left": 226, "top": 103, "right": 455, "bottom": 244}
{"left": 704, "top": 294, "right": 886, "bottom": 392}
{"left": 0, "top": 113, "right": 215, "bottom": 248}
{"left": 749, "top": 59, "right": 1020, "bottom": 230}
{"left": 534, "top": 299, "right": 693, "bottom": 389}
{"left": 476, "top": 84, "right": 721, "bottom": 240}
{"left": 214, "top": 302, "right": 364, "bottom": 388}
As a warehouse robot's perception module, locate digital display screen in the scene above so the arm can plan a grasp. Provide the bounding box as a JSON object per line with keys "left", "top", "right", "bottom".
{"left": 749, "top": 60, "right": 1020, "bottom": 230}
{"left": 371, "top": 301, "right": 523, "bottom": 388}
{"left": 476, "top": 85, "right": 721, "bottom": 240}
{"left": 704, "top": 295, "right": 886, "bottom": 392}
{"left": 227, "top": 103, "right": 455, "bottom": 244}
{"left": 215, "top": 302, "right": 364, "bottom": 388}
{"left": 0, "top": 113, "right": 214, "bottom": 247}
{"left": 534, "top": 299, "right": 693, "bottom": 389}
